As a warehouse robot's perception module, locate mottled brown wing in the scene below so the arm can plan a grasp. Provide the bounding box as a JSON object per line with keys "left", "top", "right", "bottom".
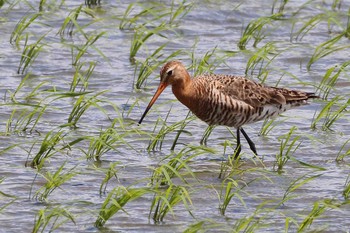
{"left": 209, "top": 75, "right": 287, "bottom": 108}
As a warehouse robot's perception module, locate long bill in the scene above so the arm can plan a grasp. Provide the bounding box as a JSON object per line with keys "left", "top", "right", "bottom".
{"left": 138, "top": 82, "right": 168, "bottom": 124}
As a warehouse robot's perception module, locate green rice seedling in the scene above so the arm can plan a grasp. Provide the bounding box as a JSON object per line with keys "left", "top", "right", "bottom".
{"left": 244, "top": 42, "right": 279, "bottom": 81}
{"left": 118, "top": 3, "right": 159, "bottom": 30}
{"left": 10, "top": 12, "right": 41, "bottom": 47}
{"left": 29, "top": 130, "right": 64, "bottom": 169}
{"left": 6, "top": 104, "right": 46, "bottom": 134}
{"left": 129, "top": 23, "right": 169, "bottom": 63}
{"left": 271, "top": 0, "right": 289, "bottom": 14}
{"left": 0, "top": 198, "right": 16, "bottom": 213}
{"left": 322, "top": 99, "right": 350, "bottom": 130}
{"left": 99, "top": 162, "right": 120, "bottom": 196}
{"left": 7, "top": 72, "right": 31, "bottom": 102}
{"left": 345, "top": 7, "right": 350, "bottom": 38}
{"left": 134, "top": 44, "right": 182, "bottom": 89}
{"left": 307, "top": 33, "right": 350, "bottom": 71}
{"left": 335, "top": 139, "right": 350, "bottom": 162}
{"left": 184, "top": 219, "right": 229, "bottom": 233}
{"left": 17, "top": 33, "right": 47, "bottom": 74}
{"left": 200, "top": 125, "right": 215, "bottom": 145}
{"left": 293, "top": 13, "right": 327, "bottom": 41}
{"left": 343, "top": 174, "right": 350, "bottom": 199}
{"left": 297, "top": 200, "right": 327, "bottom": 232}
{"left": 238, "top": 13, "right": 282, "bottom": 50}
{"left": 0, "top": 144, "right": 20, "bottom": 157}
{"left": 119, "top": 1, "right": 192, "bottom": 30}
{"left": 150, "top": 145, "right": 216, "bottom": 186}
{"left": 32, "top": 207, "right": 75, "bottom": 233}
{"left": 259, "top": 118, "right": 281, "bottom": 136}
{"left": 38, "top": 0, "right": 66, "bottom": 11}
{"left": 170, "top": 111, "right": 194, "bottom": 150}
{"left": 281, "top": 173, "right": 322, "bottom": 204}
{"left": 218, "top": 141, "right": 234, "bottom": 179}
{"left": 274, "top": 126, "right": 301, "bottom": 173}
{"left": 71, "top": 32, "right": 106, "bottom": 66}
{"left": 70, "top": 61, "right": 96, "bottom": 93}
{"left": 146, "top": 110, "right": 170, "bottom": 152}
{"left": 95, "top": 186, "right": 150, "bottom": 228}
{"left": 218, "top": 178, "right": 245, "bottom": 215}
{"left": 147, "top": 108, "right": 194, "bottom": 152}
{"left": 332, "top": 0, "right": 342, "bottom": 10}
{"left": 168, "top": 0, "right": 193, "bottom": 25}
{"left": 0, "top": 177, "right": 17, "bottom": 201}
{"left": 218, "top": 139, "right": 247, "bottom": 179}
{"left": 149, "top": 184, "right": 193, "bottom": 222}
{"left": 189, "top": 46, "right": 229, "bottom": 77}
{"left": 84, "top": 121, "right": 132, "bottom": 161}
{"left": 316, "top": 61, "right": 350, "bottom": 99}
{"left": 58, "top": 5, "right": 93, "bottom": 38}
{"left": 311, "top": 96, "right": 349, "bottom": 131}
{"left": 32, "top": 162, "right": 76, "bottom": 201}
{"left": 65, "top": 91, "right": 106, "bottom": 128}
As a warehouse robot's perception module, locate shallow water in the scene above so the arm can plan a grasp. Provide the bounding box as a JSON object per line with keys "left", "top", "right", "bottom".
{"left": 1, "top": 0, "right": 350, "bottom": 232}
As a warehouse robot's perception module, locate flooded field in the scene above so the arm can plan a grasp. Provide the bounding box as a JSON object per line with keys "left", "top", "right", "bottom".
{"left": 1, "top": 0, "right": 350, "bottom": 232}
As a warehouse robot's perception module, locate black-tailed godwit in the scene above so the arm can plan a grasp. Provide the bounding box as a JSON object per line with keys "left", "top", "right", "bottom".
{"left": 139, "top": 60, "right": 318, "bottom": 158}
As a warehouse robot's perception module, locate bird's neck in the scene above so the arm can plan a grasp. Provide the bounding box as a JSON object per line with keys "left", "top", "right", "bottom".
{"left": 171, "top": 75, "right": 193, "bottom": 108}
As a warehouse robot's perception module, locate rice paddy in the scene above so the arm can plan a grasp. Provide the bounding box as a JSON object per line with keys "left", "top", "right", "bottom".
{"left": 0, "top": 0, "right": 350, "bottom": 232}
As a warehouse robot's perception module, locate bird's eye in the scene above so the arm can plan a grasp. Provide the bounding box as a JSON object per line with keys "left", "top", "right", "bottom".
{"left": 167, "top": 70, "right": 173, "bottom": 76}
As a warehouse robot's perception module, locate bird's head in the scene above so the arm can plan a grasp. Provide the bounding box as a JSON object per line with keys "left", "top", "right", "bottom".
{"left": 138, "top": 60, "right": 188, "bottom": 124}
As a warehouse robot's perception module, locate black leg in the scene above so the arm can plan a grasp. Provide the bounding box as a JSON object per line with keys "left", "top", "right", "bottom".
{"left": 240, "top": 128, "right": 258, "bottom": 156}
{"left": 234, "top": 127, "right": 241, "bottom": 159}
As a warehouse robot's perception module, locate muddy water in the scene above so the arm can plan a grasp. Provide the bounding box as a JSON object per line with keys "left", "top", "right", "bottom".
{"left": 1, "top": 0, "right": 350, "bottom": 232}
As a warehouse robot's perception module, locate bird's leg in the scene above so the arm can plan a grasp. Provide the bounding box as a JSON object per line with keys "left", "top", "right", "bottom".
{"left": 233, "top": 128, "right": 242, "bottom": 159}
{"left": 240, "top": 128, "right": 258, "bottom": 156}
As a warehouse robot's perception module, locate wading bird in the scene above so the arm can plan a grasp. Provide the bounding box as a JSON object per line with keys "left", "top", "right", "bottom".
{"left": 139, "top": 60, "right": 318, "bottom": 158}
